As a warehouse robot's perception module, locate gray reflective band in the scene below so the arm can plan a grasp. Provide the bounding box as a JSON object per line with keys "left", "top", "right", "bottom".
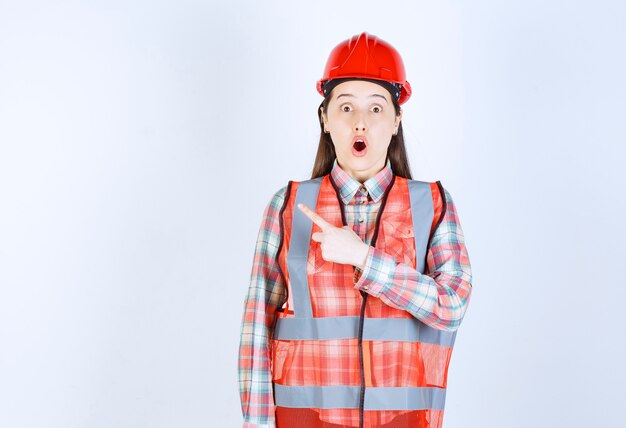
{"left": 274, "top": 316, "right": 456, "bottom": 348}
{"left": 288, "top": 177, "right": 323, "bottom": 318}
{"left": 407, "top": 180, "right": 434, "bottom": 274}
{"left": 287, "top": 178, "right": 445, "bottom": 349}
{"left": 274, "top": 384, "right": 447, "bottom": 410}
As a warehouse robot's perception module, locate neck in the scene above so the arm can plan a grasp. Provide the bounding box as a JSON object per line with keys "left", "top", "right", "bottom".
{"left": 338, "top": 158, "right": 386, "bottom": 183}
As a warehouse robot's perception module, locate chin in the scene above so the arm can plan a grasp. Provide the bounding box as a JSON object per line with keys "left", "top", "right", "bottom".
{"left": 345, "top": 158, "right": 372, "bottom": 169}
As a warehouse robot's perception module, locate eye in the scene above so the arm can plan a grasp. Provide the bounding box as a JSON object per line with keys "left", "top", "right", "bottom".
{"left": 340, "top": 104, "right": 352, "bottom": 112}
{"left": 371, "top": 105, "right": 382, "bottom": 113}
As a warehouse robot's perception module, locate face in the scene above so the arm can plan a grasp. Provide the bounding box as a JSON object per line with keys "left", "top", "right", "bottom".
{"left": 321, "top": 80, "right": 402, "bottom": 182}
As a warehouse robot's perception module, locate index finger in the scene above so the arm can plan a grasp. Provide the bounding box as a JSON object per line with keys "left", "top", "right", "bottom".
{"left": 297, "top": 203, "right": 332, "bottom": 231}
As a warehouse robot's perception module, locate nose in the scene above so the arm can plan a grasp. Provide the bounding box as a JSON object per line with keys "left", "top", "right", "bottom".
{"left": 354, "top": 112, "right": 366, "bottom": 132}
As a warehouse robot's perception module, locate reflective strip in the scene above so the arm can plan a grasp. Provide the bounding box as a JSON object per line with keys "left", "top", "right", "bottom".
{"left": 274, "top": 384, "right": 447, "bottom": 410}
{"left": 274, "top": 316, "right": 456, "bottom": 347}
{"left": 407, "top": 180, "right": 434, "bottom": 274}
{"left": 367, "top": 386, "right": 446, "bottom": 411}
{"left": 288, "top": 177, "right": 323, "bottom": 318}
{"left": 288, "top": 179, "right": 434, "bottom": 318}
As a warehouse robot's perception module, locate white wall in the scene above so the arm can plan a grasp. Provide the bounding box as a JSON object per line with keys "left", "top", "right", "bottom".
{"left": 1, "top": 1, "right": 624, "bottom": 427}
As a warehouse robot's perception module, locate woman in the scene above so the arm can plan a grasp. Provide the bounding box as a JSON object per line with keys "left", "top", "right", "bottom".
{"left": 238, "top": 32, "right": 473, "bottom": 428}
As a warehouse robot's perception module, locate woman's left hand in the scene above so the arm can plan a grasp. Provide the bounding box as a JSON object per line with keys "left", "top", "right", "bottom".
{"left": 297, "top": 202, "right": 370, "bottom": 269}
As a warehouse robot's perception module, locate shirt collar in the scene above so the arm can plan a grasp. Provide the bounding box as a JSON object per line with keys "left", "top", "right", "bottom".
{"left": 330, "top": 158, "right": 394, "bottom": 205}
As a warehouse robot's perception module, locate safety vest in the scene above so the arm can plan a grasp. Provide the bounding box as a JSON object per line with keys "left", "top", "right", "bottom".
{"left": 271, "top": 172, "right": 456, "bottom": 428}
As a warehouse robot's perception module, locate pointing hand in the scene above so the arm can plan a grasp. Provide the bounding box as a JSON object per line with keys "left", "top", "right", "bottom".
{"left": 297, "top": 203, "right": 370, "bottom": 269}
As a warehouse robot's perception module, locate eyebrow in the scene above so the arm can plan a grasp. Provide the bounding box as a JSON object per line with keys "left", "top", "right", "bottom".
{"left": 336, "top": 93, "right": 388, "bottom": 103}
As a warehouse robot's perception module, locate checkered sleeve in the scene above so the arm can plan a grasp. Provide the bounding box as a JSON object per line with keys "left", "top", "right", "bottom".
{"left": 353, "top": 187, "right": 473, "bottom": 331}
{"left": 238, "top": 186, "right": 288, "bottom": 427}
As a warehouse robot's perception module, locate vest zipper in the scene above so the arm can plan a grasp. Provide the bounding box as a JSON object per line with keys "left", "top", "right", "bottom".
{"left": 329, "top": 172, "right": 396, "bottom": 428}
{"left": 357, "top": 288, "right": 367, "bottom": 428}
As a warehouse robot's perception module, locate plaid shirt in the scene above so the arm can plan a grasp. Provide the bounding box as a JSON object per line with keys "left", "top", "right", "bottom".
{"left": 238, "top": 158, "right": 473, "bottom": 427}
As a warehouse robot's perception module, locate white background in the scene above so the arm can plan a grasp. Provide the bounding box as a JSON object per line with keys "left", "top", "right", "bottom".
{"left": 1, "top": 1, "right": 625, "bottom": 427}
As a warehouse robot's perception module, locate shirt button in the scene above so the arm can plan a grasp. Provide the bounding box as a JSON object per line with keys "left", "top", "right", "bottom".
{"left": 360, "top": 200, "right": 366, "bottom": 204}
{"left": 360, "top": 185, "right": 367, "bottom": 193}
{"left": 362, "top": 285, "right": 368, "bottom": 291}
{"left": 358, "top": 217, "right": 365, "bottom": 223}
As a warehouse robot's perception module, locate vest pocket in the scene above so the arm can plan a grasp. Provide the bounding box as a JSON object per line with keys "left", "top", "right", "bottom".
{"left": 271, "top": 338, "right": 290, "bottom": 383}
{"left": 382, "top": 222, "right": 416, "bottom": 268}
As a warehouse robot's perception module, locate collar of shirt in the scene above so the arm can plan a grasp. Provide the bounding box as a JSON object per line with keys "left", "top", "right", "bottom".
{"left": 330, "top": 158, "right": 394, "bottom": 205}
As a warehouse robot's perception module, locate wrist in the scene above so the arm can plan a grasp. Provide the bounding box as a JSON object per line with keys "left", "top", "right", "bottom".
{"left": 355, "top": 243, "right": 370, "bottom": 270}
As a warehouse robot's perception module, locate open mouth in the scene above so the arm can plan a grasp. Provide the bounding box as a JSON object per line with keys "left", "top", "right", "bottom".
{"left": 353, "top": 140, "right": 366, "bottom": 152}
{"left": 352, "top": 137, "right": 368, "bottom": 157}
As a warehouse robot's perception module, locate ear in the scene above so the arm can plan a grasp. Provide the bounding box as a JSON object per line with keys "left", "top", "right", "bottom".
{"left": 394, "top": 110, "right": 403, "bottom": 133}
{"left": 320, "top": 107, "right": 328, "bottom": 129}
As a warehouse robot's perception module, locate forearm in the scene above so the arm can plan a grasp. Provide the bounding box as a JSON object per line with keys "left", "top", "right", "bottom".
{"left": 353, "top": 245, "right": 472, "bottom": 331}
{"left": 353, "top": 188, "right": 473, "bottom": 331}
{"left": 238, "top": 282, "right": 281, "bottom": 427}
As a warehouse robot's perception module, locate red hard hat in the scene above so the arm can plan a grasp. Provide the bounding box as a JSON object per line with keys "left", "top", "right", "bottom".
{"left": 316, "top": 32, "right": 412, "bottom": 105}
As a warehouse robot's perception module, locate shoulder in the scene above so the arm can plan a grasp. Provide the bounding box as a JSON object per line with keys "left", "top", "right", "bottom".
{"left": 432, "top": 183, "right": 465, "bottom": 237}
{"left": 430, "top": 181, "right": 460, "bottom": 218}
{"left": 438, "top": 183, "right": 454, "bottom": 203}
{"left": 436, "top": 183, "right": 459, "bottom": 214}
{"left": 267, "top": 176, "right": 326, "bottom": 208}
{"left": 408, "top": 179, "right": 456, "bottom": 206}
{"left": 405, "top": 178, "right": 454, "bottom": 205}
{"left": 255, "top": 184, "right": 291, "bottom": 232}
{"left": 406, "top": 178, "right": 460, "bottom": 222}
{"left": 265, "top": 184, "right": 290, "bottom": 214}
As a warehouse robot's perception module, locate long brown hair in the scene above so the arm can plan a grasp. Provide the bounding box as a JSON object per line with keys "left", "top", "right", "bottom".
{"left": 310, "top": 86, "right": 413, "bottom": 180}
